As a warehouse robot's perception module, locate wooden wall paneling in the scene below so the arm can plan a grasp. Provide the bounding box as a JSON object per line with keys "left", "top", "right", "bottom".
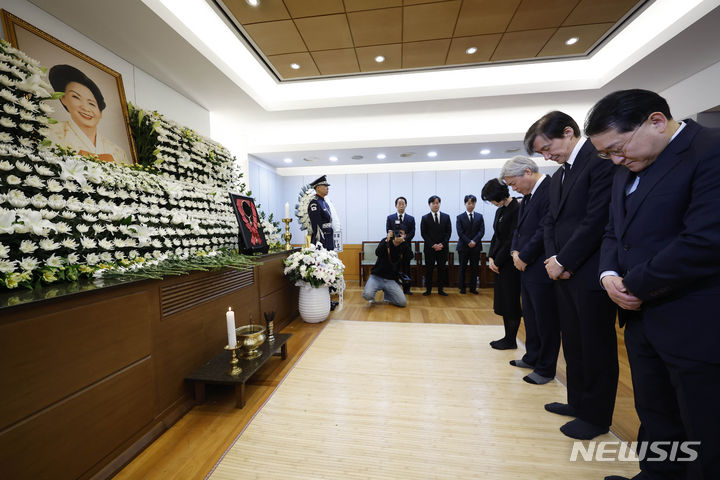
{"left": 0, "top": 286, "right": 155, "bottom": 430}
{"left": 260, "top": 286, "right": 298, "bottom": 333}
{"left": 337, "top": 244, "right": 361, "bottom": 281}
{"left": 0, "top": 359, "right": 154, "bottom": 480}
{"left": 257, "top": 253, "right": 291, "bottom": 297}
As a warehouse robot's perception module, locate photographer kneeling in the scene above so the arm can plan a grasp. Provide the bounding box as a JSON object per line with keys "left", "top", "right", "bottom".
{"left": 362, "top": 224, "right": 411, "bottom": 307}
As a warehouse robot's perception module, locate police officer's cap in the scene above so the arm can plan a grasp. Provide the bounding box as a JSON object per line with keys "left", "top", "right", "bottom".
{"left": 310, "top": 175, "right": 330, "bottom": 188}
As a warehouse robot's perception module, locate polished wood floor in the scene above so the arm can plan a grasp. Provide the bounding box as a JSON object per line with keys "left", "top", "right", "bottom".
{"left": 115, "top": 284, "right": 639, "bottom": 480}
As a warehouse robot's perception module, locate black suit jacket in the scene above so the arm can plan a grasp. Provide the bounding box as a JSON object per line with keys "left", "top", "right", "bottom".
{"left": 544, "top": 140, "right": 616, "bottom": 287}
{"left": 386, "top": 213, "right": 415, "bottom": 242}
{"left": 456, "top": 211, "right": 485, "bottom": 252}
{"left": 489, "top": 198, "right": 519, "bottom": 268}
{"left": 599, "top": 119, "right": 720, "bottom": 362}
{"left": 420, "top": 212, "right": 451, "bottom": 250}
{"left": 511, "top": 176, "right": 552, "bottom": 283}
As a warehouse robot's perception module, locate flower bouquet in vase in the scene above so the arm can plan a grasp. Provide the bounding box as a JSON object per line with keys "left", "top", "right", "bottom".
{"left": 283, "top": 243, "right": 344, "bottom": 323}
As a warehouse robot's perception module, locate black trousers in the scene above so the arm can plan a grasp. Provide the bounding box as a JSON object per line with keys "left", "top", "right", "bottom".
{"left": 457, "top": 247, "right": 481, "bottom": 291}
{"left": 624, "top": 316, "right": 720, "bottom": 480}
{"left": 555, "top": 279, "right": 618, "bottom": 427}
{"left": 423, "top": 248, "right": 447, "bottom": 291}
{"left": 520, "top": 277, "right": 560, "bottom": 378}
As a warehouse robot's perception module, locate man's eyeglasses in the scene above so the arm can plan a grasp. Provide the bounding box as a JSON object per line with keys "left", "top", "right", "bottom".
{"left": 597, "top": 120, "right": 645, "bottom": 159}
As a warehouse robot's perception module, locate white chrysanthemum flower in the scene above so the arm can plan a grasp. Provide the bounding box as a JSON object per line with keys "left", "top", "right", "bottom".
{"left": 61, "top": 211, "right": 77, "bottom": 219}
{"left": 81, "top": 213, "right": 98, "bottom": 222}
{"left": 114, "top": 251, "right": 126, "bottom": 260}
{"left": 6, "top": 174, "right": 21, "bottom": 185}
{"left": 47, "top": 195, "right": 66, "bottom": 210}
{"left": 92, "top": 224, "right": 106, "bottom": 234}
{"left": 0, "top": 242, "right": 8, "bottom": 258}
{"left": 67, "top": 253, "right": 79, "bottom": 264}
{"left": 18, "top": 123, "right": 33, "bottom": 132}
{"left": 66, "top": 198, "right": 84, "bottom": 212}
{"left": 7, "top": 190, "right": 29, "bottom": 208}
{"left": 0, "top": 159, "right": 12, "bottom": 170}
{"left": 98, "top": 239, "right": 113, "bottom": 250}
{"left": 86, "top": 253, "right": 100, "bottom": 265}
{"left": 19, "top": 256, "right": 39, "bottom": 272}
{"left": 105, "top": 224, "right": 118, "bottom": 233}
{"left": 61, "top": 238, "right": 78, "bottom": 250}
{"left": 113, "top": 238, "right": 126, "bottom": 248}
{"left": 76, "top": 224, "right": 89, "bottom": 233}
{"left": 19, "top": 240, "right": 38, "bottom": 253}
{"left": 34, "top": 165, "right": 54, "bottom": 177}
{"left": 0, "top": 117, "right": 16, "bottom": 128}
{"left": 3, "top": 103, "right": 19, "bottom": 115}
{"left": 46, "top": 253, "right": 64, "bottom": 268}
{"left": 15, "top": 161, "right": 31, "bottom": 172}
{"left": 54, "top": 222, "right": 71, "bottom": 234}
{"left": 30, "top": 194, "right": 47, "bottom": 209}
{"left": 80, "top": 236, "right": 97, "bottom": 249}
{"left": 24, "top": 175, "right": 44, "bottom": 189}
{"left": 39, "top": 102, "right": 54, "bottom": 114}
{"left": 46, "top": 179, "right": 63, "bottom": 192}
{"left": 0, "top": 210, "right": 16, "bottom": 234}
{"left": 39, "top": 238, "right": 61, "bottom": 251}
{"left": 64, "top": 181, "right": 78, "bottom": 192}
{"left": 0, "top": 259, "right": 17, "bottom": 273}
{"left": 100, "top": 252, "right": 113, "bottom": 262}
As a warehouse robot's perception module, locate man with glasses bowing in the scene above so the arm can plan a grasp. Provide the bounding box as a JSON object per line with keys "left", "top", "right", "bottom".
{"left": 586, "top": 89, "right": 720, "bottom": 480}
{"left": 524, "top": 111, "right": 619, "bottom": 441}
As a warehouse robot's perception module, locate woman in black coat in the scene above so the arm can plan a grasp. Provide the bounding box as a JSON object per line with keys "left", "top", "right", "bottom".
{"left": 481, "top": 179, "right": 522, "bottom": 349}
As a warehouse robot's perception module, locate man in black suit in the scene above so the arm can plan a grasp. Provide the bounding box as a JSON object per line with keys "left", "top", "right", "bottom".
{"left": 386, "top": 196, "right": 416, "bottom": 293}
{"left": 586, "top": 89, "right": 720, "bottom": 480}
{"left": 456, "top": 194, "right": 485, "bottom": 294}
{"left": 420, "top": 195, "right": 451, "bottom": 296}
{"left": 524, "top": 111, "right": 619, "bottom": 441}
{"left": 502, "top": 156, "right": 560, "bottom": 386}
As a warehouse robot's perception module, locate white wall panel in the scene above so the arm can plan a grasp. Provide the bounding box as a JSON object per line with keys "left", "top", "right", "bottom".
{"left": 436, "top": 170, "right": 461, "bottom": 241}
{"left": 412, "top": 171, "right": 437, "bottom": 225}
{"left": 366, "top": 173, "right": 391, "bottom": 241}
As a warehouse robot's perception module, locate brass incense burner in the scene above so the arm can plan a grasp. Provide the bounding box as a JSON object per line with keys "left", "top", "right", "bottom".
{"left": 235, "top": 324, "right": 266, "bottom": 359}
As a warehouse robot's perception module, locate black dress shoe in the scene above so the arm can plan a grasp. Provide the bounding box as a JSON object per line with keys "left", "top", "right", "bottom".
{"left": 459, "top": 289, "right": 466, "bottom": 294}
{"left": 469, "top": 290, "right": 478, "bottom": 294}
{"left": 438, "top": 290, "right": 448, "bottom": 296}
{"left": 490, "top": 339, "right": 517, "bottom": 350}
{"left": 330, "top": 301, "right": 338, "bottom": 311}
{"left": 423, "top": 291, "right": 431, "bottom": 296}
{"left": 544, "top": 402, "right": 577, "bottom": 417}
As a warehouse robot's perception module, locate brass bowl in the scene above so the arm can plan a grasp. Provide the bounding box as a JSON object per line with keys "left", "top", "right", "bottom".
{"left": 235, "top": 324, "right": 266, "bottom": 359}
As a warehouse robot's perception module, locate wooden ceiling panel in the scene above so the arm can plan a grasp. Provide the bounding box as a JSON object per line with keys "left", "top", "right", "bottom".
{"left": 563, "top": 0, "right": 642, "bottom": 25}
{"left": 446, "top": 34, "right": 502, "bottom": 65}
{"left": 402, "top": 39, "right": 451, "bottom": 68}
{"left": 267, "top": 52, "right": 319, "bottom": 78}
{"left": 403, "top": 1, "right": 462, "bottom": 42}
{"left": 507, "top": 0, "right": 580, "bottom": 32}
{"left": 283, "top": 0, "right": 345, "bottom": 18}
{"left": 491, "top": 28, "right": 556, "bottom": 61}
{"left": 221, "top": 0, "right": 289, "bottom": 24}
{"left": 348, "top": 7, "right": 402, "bottom": 47}
{"left": 403, "top": 0, "right": 455, "bottom": 5}
{"left": 311, "top": 49, "right": 361, "bottom": 75}
{"left": 356, "top": 44, "right": 402, "bottom": 71}
{"left": 295, "top": 14, "right": 354, "bottom": 50}
{"left": 244, "top": 20, "right": 306, "bottom": 56}
{"left": 538, "top": 23, "right": 614, "bottom": 57}
{"left": 345, "top": 0, "right": 403, "bottom": 12}
{"left": 454, "top": 0, "right": 522, "bottom": 36}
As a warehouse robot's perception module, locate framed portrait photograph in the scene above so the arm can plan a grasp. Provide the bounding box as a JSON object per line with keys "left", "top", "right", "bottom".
{"left": 229, "top": 193, "right": 268, "bottom": 255}
{"left": 1, "top": 10, "right": 137, "bottom": 165}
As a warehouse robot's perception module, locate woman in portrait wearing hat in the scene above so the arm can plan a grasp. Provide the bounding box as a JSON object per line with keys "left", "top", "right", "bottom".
{"left": 45, "top": 64, "right": 130, "bottom": 165}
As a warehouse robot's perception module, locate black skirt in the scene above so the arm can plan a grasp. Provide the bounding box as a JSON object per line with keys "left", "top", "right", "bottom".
{"left": 493, "top": 262, "right": 521, "bottom": 318}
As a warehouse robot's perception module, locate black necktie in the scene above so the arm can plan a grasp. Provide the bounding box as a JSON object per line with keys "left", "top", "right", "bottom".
{"left": 562, "top": 163, "right": 571, "bottom": 184}
{"left": 469, "top": 212, "right": 473, "bottom": 223}
{"left": 520, "top": 194, "right": 531, "bottom": 215}
{"left": 434, "top": 213, "right": 438, "bottom": 224}
{"left": 399, "top": 214, "right": 403, "bottom": 223}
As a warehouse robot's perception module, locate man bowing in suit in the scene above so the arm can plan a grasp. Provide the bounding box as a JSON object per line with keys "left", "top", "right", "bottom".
{"left": 420, "top": 195, "right": 451, "bottom": 296}
{"left": 587, "top": 89, "right": 720, "bottom": 480}
{"left": 502, "top": 156, "right": 560, "bottom": 386}
{"left": 456, "top": 195, "right": 485, "bottom": 294}
{"left": 387, "top": 196, "right": 416, "bottom": 293}
{"left": 524, "top": 111, "right": 619, "bottom": 440}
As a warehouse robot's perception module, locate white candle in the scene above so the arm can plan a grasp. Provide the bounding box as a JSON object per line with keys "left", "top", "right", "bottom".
{"left": 226, "top": 307, "right": 236, "bottom": 348}
{"left": 285, "top": 202, "right": 290, "bottom": 218}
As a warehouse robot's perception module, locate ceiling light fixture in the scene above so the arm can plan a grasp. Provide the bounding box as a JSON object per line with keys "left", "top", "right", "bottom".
{"left": 283, "top": 157, "right": 293, "bottom": 164}
{"left": 245, "top": 0, "right": 260, "bottom": 6}
{"left": 427, "top": 151, "right": 437, "bottom": 158}
{"left": 565, "top": 37, "right": 579, "bottom": 45}
{"left": 465, "top": 47, "right": 478, "bottom": 55}
{"left": 374, "top": 55, "right": 385, "bottom": 63}
{"left": 329, "top": 156, "right": 338, "bottom": 162}
{"left": 290, "top": 63, "right": 300, "bottom": 70}
{"left": 351, "top": 155, "right": 364, "bottom": 160}
{"left": 377, "top": 153, "right": 386, "bottom": 160}
{"left": 480, "top": 148, "right": 491, "bottom": 155}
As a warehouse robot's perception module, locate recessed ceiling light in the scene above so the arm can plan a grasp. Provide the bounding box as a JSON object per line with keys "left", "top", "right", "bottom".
{"left": 400, "top": 152, "right": 415, "bottom": 158}
{"left": 565, "top": 37, "right": 579, "bottom": 46}
{"left": 374, "top": 55, "right": 385, "bottom": 63}
{"left": 376, "top": 153, "right": 386, "bottom": 160}
{"left": 427, "top": 151, "right": 437, "bottom": 158}
{"left": 329, "top": 156, "right": 338, "bottom": 162}
{"left": 283, "top": 157, "right": 293, "bottom": 164}
{"left": 465, "top": 47, "right": 478, "bottom": 55}
{"left": 290, "top": 63, "right": 300, "bottom": 70}
{"left": 246, "top": 0, "right": 259, "bottom": 6}
{"left": 480, "top": 148, "right": 491, "bottom": 155}
{"left": 351, "top": 155, "right": 364, "bottom": 160}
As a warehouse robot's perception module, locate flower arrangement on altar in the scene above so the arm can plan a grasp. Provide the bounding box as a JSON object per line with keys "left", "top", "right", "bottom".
{"left": 0, "top": 40, "right": 266, "bottom": 291}
{"left": 283, "top": 243, "right": 345, "bottom": 290}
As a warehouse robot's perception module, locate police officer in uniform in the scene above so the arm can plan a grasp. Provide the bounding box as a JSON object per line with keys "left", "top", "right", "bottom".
{"left": 308, "top": 175, "right": 334, "bottom": 250}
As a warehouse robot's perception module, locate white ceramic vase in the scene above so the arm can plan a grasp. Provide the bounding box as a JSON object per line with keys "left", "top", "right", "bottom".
{"left": 298, "top": 284, "right": 330, "bottom": 323}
